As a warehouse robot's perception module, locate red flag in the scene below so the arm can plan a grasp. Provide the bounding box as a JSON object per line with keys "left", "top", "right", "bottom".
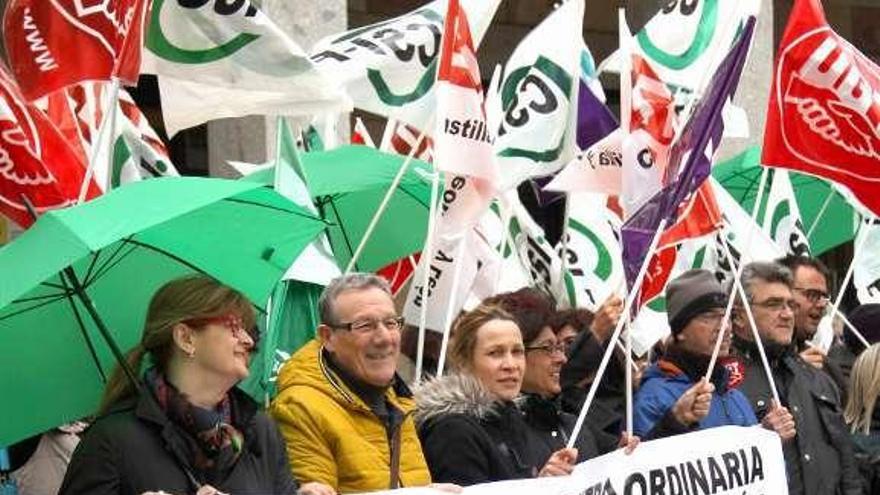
{"left": 639, "top": 182, "right": 722, "bottom": 306}
{"left": 763, "top": 0, "right": 880, "bottom": 216}
{"left": 0, "top": 65, "right": 99, "bottom": 228}
{"left": 376, "top": 254, "right": 420, "bottom": 296}
{"left": 3, "top": 0, "right": 148, "bottom": 101}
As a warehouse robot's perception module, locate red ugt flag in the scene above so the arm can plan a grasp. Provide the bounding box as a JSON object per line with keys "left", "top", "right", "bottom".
{"left": 3, "top": 0, "right": 148, "bottom": 101}
{"left": 762, "top": 0, "right": 880, "bottom": 216}
{"left": 0, "top": 65, "right": 99, "bottom": 227}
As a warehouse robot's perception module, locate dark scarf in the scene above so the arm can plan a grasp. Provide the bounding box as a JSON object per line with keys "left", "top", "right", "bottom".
{"left": 662, "top": 345, "right": 728, "bottom": 392}
{"left": 145, "top": 368, "right": 244, "bottom": 472}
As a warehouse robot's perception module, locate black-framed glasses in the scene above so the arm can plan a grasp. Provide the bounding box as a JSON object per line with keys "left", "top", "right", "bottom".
{"left": 332, "top": 316, "right": 405, "bottom": 334}
{"left": 751, "top": 298, "right": 797, "bottom": 313}
{"left": 525, "top": 342, "right": 567, "bottom": 355}
{"left": 793, "top": 287, "right": 830, "bottom": 304}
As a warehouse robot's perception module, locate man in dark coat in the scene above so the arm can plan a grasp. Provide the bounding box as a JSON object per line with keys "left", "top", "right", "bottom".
{"left": 728, "top": 261, "right": 861, "bottom": 495}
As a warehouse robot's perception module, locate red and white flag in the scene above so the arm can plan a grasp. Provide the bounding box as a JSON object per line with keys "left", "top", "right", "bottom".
{"left": 434, "top": 0, "right": 498, "bottom": 184}
{"left": 0, "top": 65, "right": 99, "bottom": 228}
{"left": 763, "top": 0, "right": 880, "bottom": 216}
{"left": 621, "top": 52, "right": 676, "bottom": 217}
{"left": 3, "top": 0, "right": 148, "bottom": 101}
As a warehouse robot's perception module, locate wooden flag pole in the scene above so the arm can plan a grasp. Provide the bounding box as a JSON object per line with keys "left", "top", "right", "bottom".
{"left": 78, "top": 79, "right": 121, "bottom": 202}
{"left": 414, "top": 169, "right": 443, "bottom": 383}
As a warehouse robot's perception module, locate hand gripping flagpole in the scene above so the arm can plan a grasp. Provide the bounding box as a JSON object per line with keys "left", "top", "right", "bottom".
{"left": 414, "top": 169, "right": 443, "bottom": 383}
{"left": 567, "top": 217, "right": 667, "bottom": 449}
{"left": 343, "top": 116, "right": 432, "bottom": 274}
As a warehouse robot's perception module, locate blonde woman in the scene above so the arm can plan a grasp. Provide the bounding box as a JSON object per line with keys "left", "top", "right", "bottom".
{"left": 845, "top": 343, "right": 880, "bottom": 493}
{"left": 414, "top": 304, "right": 577, "bottom": 486}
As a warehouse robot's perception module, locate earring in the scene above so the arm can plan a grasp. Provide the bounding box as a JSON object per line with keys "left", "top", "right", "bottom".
{"left": 186, "top": 348, "right": 195, "bottom": 358}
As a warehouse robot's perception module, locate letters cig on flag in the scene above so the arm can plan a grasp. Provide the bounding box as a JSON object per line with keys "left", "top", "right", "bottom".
{"left": 433, "top": 0, "right": 497, "bottom": 183}
{"left": 0, "top": 64, "right": 99, "bottom": 228}
{"left": 763, "top": 0, "right": 880, "bottom": 216}
{"left": 3, "top": 0, "right": 148, "bottom": 101}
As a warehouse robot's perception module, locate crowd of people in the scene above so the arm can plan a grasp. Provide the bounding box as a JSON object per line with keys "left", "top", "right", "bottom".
{"left": 7, "top": 256, "right": 880, "bottom": 494}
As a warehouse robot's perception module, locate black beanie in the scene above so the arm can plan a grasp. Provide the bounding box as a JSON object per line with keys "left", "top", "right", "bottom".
{"left": 666, "top": 269, "right": 727, "bottom": 336}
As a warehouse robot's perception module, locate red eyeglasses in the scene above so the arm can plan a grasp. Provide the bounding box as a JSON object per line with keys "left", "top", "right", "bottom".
{"left": 181, "top": 313, "right": 259, "bottom": 346}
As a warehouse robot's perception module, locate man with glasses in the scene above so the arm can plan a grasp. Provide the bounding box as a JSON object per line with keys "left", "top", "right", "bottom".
{"left": 271, "top": 273, "right": 431, "bottom": 494}
{"left": 729, "top": 262, "right": 861, "bottom": 495}
{"left": 777, "top": 255, "right": 849, "bottom": 393}
{"left": 633, "top": 270, "right": 793, "bottom": 440}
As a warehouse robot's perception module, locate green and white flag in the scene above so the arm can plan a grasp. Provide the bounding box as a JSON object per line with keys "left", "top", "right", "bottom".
{"left": 762, "top": 169, "right": 812, "bottom": 257}
{"left": 561, "top": 193, "right": 625, "bottom": 311}
{"left": 600, "top": 0, "right": 759, "bottom": 99}
{"left": 489, "top": 0, "right": 583, "bottom": 191}
{"left": 142, "top": 0, "right": 350, "bottom": 135}
{"left": 310, "top": 0, "right": 501, "bottom": 133}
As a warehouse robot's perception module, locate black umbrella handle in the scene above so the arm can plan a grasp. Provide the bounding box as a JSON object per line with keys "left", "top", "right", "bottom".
{"left": 61, "top": 266, "right": 144, "bottom": 395}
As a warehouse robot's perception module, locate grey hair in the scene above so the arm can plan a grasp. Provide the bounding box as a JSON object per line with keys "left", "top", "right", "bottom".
{"left": 731, "top": 261, "right": 794, "bottom": 302}
{"left": 318, "top": 273, "right": 392, "bottom": 325}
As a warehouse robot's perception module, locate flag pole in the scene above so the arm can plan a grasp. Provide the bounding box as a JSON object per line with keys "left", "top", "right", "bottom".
{"left": 826, "top": 216, "right": 874, "bottom": 329}
{"left": 414, "top": 169, "right": 443, "bottom": 383}
{"left": 566, "top": 217, "right": 668, "bottom": 448}
{"left": 624, "top": 316, "right": 634, "bottom": 437}
{"left": 436, "top": 231, "right": 471, "bottom": 377}
{"left": 805, "top": 187, "right": 835, "bottom": 241}
{"left": 705, "top": 167, "right": 769, "bottom": 377}
{"left": 717, "top": 237, "right": 781, "bottom": 404}
{"left": 344, "top": 117, "right": 431, "bottom": 274}
{"left": 78, "top": 79, "right": 121, "bottom": 202}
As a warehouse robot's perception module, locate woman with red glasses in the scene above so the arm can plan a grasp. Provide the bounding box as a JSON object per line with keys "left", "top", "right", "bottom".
{"left": 60, "top": 275, "right": 330, "bottom": 495}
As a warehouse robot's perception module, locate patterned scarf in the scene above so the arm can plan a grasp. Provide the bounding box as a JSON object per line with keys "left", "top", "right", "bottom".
{"left": 145, "top": 369, "right": 244, "bottom": 472}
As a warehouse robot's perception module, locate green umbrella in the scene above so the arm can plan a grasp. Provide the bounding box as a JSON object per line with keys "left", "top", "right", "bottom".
{"left": 712, "top": 146, "right": 858, "bottom": 255}
{"left": 246, "top": 145, "right": 435, "bottom": 272}
{"left": 0, "top": 177, "right": 326, "bottom": 446}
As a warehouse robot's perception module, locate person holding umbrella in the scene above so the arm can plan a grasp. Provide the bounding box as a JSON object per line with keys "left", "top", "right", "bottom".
{"left": 59, "top": 275, "right": 331, "bottom": 495}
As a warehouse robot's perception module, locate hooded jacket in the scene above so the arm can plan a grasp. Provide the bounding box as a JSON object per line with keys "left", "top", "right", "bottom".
{"left": 415, "top": 374, "right": 550, "bottom": 486}
{"left": 270, "top": 339, "right": 430, "bottom": 494}
{"left": 633, "top": 348, "right": 758, "bottom": 439}
{"left": 59, "top": 387, "right": 296, "bottom": 495}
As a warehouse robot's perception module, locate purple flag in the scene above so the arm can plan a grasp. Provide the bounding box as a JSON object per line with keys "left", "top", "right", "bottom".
{"left": 621, "top": 17, "right": 756, "bottom": 287}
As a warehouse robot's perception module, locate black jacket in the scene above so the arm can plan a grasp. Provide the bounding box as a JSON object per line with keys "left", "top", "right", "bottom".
{"left": 415, "top": 375, "right": 534, "bottom": 485}
{"left": 731, "top": 336, "right": 861, "bottom": 495}
{"left": 851, "top": 409, "right": 880, "bottom": 495}
{"left": 559, "top": 331, "right": 625, "bottom": 453}
{"left": 518, "top": 393, "right": 600, "bottom": 465}
{"left": 59, "top": 388, "right": 298, "bottom": 495}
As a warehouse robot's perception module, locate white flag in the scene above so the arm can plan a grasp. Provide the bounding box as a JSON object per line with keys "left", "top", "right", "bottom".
{"left": 311, "top": 0, "right": 500, "bottom": 133}
{"left": 490, "top": 0, "right": 584, "bottom": 191}
{"left": 545, "top": 128, "right": 622, "bottom": 194}
{"left": 762, "top": 169, "right": 812, "bottom": 257}
{"left": 142, "top": 0, "right": 349, "bottom": 135}
{"left": 600, "top": 0, "right": 760, "bottom": 99}
{"left": 854, "top": 219, "right": 880, "bottom": 304}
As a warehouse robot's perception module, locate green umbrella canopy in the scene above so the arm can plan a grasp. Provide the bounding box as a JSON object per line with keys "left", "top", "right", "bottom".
{"left": 712, "top": 147, "right": 858, "bottom": 255}
{"left": 245, "top": 145, "right": 435, "bottom": 272}
{"left": 0, "top": 177, "right": 326, "bottom": 446}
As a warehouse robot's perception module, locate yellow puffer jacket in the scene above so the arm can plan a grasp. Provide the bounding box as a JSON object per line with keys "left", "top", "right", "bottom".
{"left": 270, "top": 339, "right": 431, "bottom": 494}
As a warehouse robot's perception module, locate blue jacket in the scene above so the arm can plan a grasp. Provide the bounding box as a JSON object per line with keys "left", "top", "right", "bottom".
{"left": 633, "top": 359, "right": 757, "bottom": 438}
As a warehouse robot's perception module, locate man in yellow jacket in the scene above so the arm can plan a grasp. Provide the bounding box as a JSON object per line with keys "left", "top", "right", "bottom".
{"left": 271, "top": 273, "right": 431, "bottom": 494}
